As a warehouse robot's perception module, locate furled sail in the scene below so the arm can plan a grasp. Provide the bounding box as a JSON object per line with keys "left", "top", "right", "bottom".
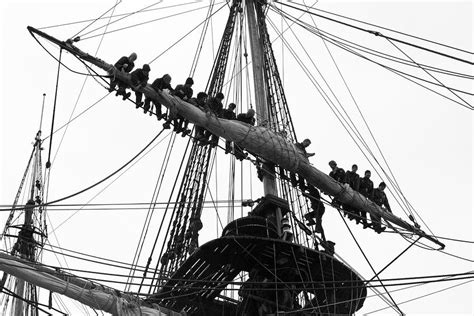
{"left": 27, "top": 26, "right": 444, "bottom": 250}
{"left": 0, "top": 253, "right": 181, "bottom": 316}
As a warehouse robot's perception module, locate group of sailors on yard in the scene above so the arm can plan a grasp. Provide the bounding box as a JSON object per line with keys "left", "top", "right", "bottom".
{"left": 108, "top": 53, "right": 255, "bottom": 159}
{"left": 109, "top": 53, "right": 391, "bottom": 234}
{"left": 328, "top": 160, "right": 391, "bottom": 233}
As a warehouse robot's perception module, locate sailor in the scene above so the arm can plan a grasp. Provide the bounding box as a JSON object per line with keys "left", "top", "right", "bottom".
{"left": 303, "top": 184, "right": 325, "bottom": 233}
{"left": 294, "top": 138, "right": 315, "bottom": 158}
{"left": 222, "top": 102, "right": 237, "bottom": 120}
{"left": 358, "top": 170, "right": 374, "bottom": 228}
{"left": 189, "top": 92, "right": 208, "bottom": 140}
{"left": 201, "top": 92, "right": 225, "bottom": 147}
{"left": 328, "top": 160, "right": 345, "bottom": 182}
{"left": 130, "top": 64, "right": 150, "bottom": 107}
{"left": 328, "top": 160, "right": 345, "bottom": 208}
{"left": 143, "top": 74, "right": 173, "bottom": 119}
{"left": 164, "top": 77, "right": 194, "bottom": 133}
{"left": 206, "top": 92, "right": 225, "bottom": 116}
{"left": 221, "top": 103, "right": 237, "bottom": 153}
{"left": 289, "top": 172, "right": 306, "bottom": 191}
{"left": 343, "top": 164, "right": 361, "bottom": 222}
{"left": 281, "top": 216, "right": 294, "bottom": 242}
{"left": 231, "top": 108, "right": 256, "bottom": 159}
{"left": 189, "top": 91, "right": 208, "bottom": 109}
{"left": 173, "top": 77, "right": 194, "bottom": 101}
{"left": 371, "top": 182, "right": 392, "bottom": 233}
{"left": 109, "top": 52, "right": 137, "bottom": 97}
{"left": 236, "top": 108, "right": 256, "bottom": 125}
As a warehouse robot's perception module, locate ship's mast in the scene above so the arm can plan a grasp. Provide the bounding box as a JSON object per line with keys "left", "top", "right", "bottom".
{"left": 245, "top": 0, "right": 282, "bottom": 231}
{"left": 1, "top": 96, "right": 48, "bottom": 315}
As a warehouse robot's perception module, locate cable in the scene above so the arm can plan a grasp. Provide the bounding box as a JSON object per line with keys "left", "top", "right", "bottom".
{"left": 274, "top": 1, "right": 473, "bottom": 65}
{"left": 45, "top": 48, "right": 63, "bottom": 169}
{"left": 80, "top": 3, "right": 219, "bottom": 41}
{"left": 71, "top": 0, "right": 122, "bottom": 39}
{"left": 283, "top": 1, "right": 473, "bottom": 55}
{"left": 41, "top": 93, "right": 110, "bottom": 142}
{"left": 77, "top": 0, "right": 164, "bottom": 39}
{"left": 147, "top": 2, "right": 228, "bottom": 65}
{"left": 39, "top": 1, "right": 203, "bottom": 30}
{"left": 51, "top": 4, "right": 119, "bottom": 169}
{"left": 365, "top": 279, "right": 473, "bottom": 314}
{"left": 3, "top": 129, "right": 165, "bottom": 215}
{"left": 271, "top": 5, "right": 474, "bottom": 108}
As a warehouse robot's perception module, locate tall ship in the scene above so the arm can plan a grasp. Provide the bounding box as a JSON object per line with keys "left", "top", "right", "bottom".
{"left": 1, "top": 1, "right": 472, "bottom": 315}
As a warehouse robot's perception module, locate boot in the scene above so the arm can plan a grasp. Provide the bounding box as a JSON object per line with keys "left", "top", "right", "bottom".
{"left": 143, "top": 103, "right": 150, "bottom": 114}
{"left": 163, "top": 121, "right": 171, "bottom": 129}
{"left": 122, "top": 92, "right": 131, "bottom": 100}
{"left": 315, "top": 220, "right": 323, "bottom": 233}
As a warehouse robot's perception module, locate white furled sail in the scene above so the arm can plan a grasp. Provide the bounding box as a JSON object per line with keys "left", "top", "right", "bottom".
{"left": 0, "top": 253, "right": 181, "bottom": 316}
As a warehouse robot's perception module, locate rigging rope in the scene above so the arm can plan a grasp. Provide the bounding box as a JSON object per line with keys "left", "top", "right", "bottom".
{"left": 77, "top": 0, "right": 164, "bottom": 39}
{"left": 270, "top": 5, "right": 474, "bottom": 99}
{"left": 387, "top": 38, "right": 473, "bottom": 108}
{"left": 6, "top": 129, "right": 166, "bottom": 216}
{"left": 189, "top": 0, "right": 215, "bottom": 77}
{"left": 275, "top": 1, "right": 473, "bottom": 66}
{"left": 39, "top": 1, "right": 201, "bottom": 30}
{"left": 295, "top": 1, "right": 425, "bottom": 226}
{"left": 126, "top": 133, "right": 177, "bottom": 292}
{"left": 51, "top": 4, "right": 119, "bottom": 169}
{"left": 148, "top": 2, "right": 227, "bottom": 65}
{"left": 283, "top": 1, "right": 473, "bottom": 55}
{"left": 70, "top": 0, "right": 122, "bottom": 39}
{"left": 336, "top": 208, "right": 403, "bottom": 314}
{"left": 46, "top": 48, "right": 63, "bottom": 169}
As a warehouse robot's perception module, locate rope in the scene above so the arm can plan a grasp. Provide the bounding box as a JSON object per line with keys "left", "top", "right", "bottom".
{"left": 9, "top": 129, "right": 166, "bottom": 216}
{"left": 78, "top": 0, "right": 164, "bottom": 39}
{"left": 336, "top": 208, "right": 403, "bottom": 314}
{"left": 45, "top": 49, "right": 63, "bottom": 169}
{"left": 71, "top": 0, "right": 122, "bottom": 39}
{"left": 274, "top": 1, "right": 473, "bottom": 65}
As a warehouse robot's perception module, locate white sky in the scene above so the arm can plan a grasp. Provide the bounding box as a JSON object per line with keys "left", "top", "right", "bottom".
{"left": 1, "top": 0, "right": 473, "bottom": 315}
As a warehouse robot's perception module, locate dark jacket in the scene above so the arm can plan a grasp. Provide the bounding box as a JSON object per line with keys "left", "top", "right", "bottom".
{"left": 189, "top": 97, "right": 206, "bottom": 109}
{"left": 130, "top": 68, "right": 149, "bottom": 87}
{"left": 207, "top": 97, "right": 224, "bottom": 117}
{"left": 151, "top": 77, "right": 173, "bottom": 92}
{"left": 114, "top": 56, "right": 134, "bottom": 73}
{"left": 329, "top": 167, "right": 345, "bottom": 183}
{"left": 174, "top": 84, "right": 193, "bottom": 100}
{"left": 306, "top": 185, "right": 325, "bottom": 214}
{"left": 221, "top": 108, "right": 236, "bottom": 120}
{"left": 237, "top": 113, "right": 255, "bottom": 126}
{"left": 359, "top": 177, "right": 374, "bottom": 199}
{"left": 373, "top": 188, "right": 391, "bottom": 212}
{"left": 345, "top": 171, "right": 360, "bottom": 191}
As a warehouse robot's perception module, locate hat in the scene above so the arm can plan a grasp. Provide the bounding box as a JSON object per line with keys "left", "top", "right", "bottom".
{"left": 216, "top": 92, "right": 224, "bottom": 99}
{"left": 185, "top": 77, "right": 194, "bottom": 85}
{"left": 142, "top": 64, "right": 150, "bottom": 71}
{"left": 329, "top": 160, "right": 337, "bottom": 166}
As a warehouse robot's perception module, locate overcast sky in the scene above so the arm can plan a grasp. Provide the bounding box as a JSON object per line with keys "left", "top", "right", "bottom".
{"left": 1, "top": 1, "right": 472, "bottom": 315}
